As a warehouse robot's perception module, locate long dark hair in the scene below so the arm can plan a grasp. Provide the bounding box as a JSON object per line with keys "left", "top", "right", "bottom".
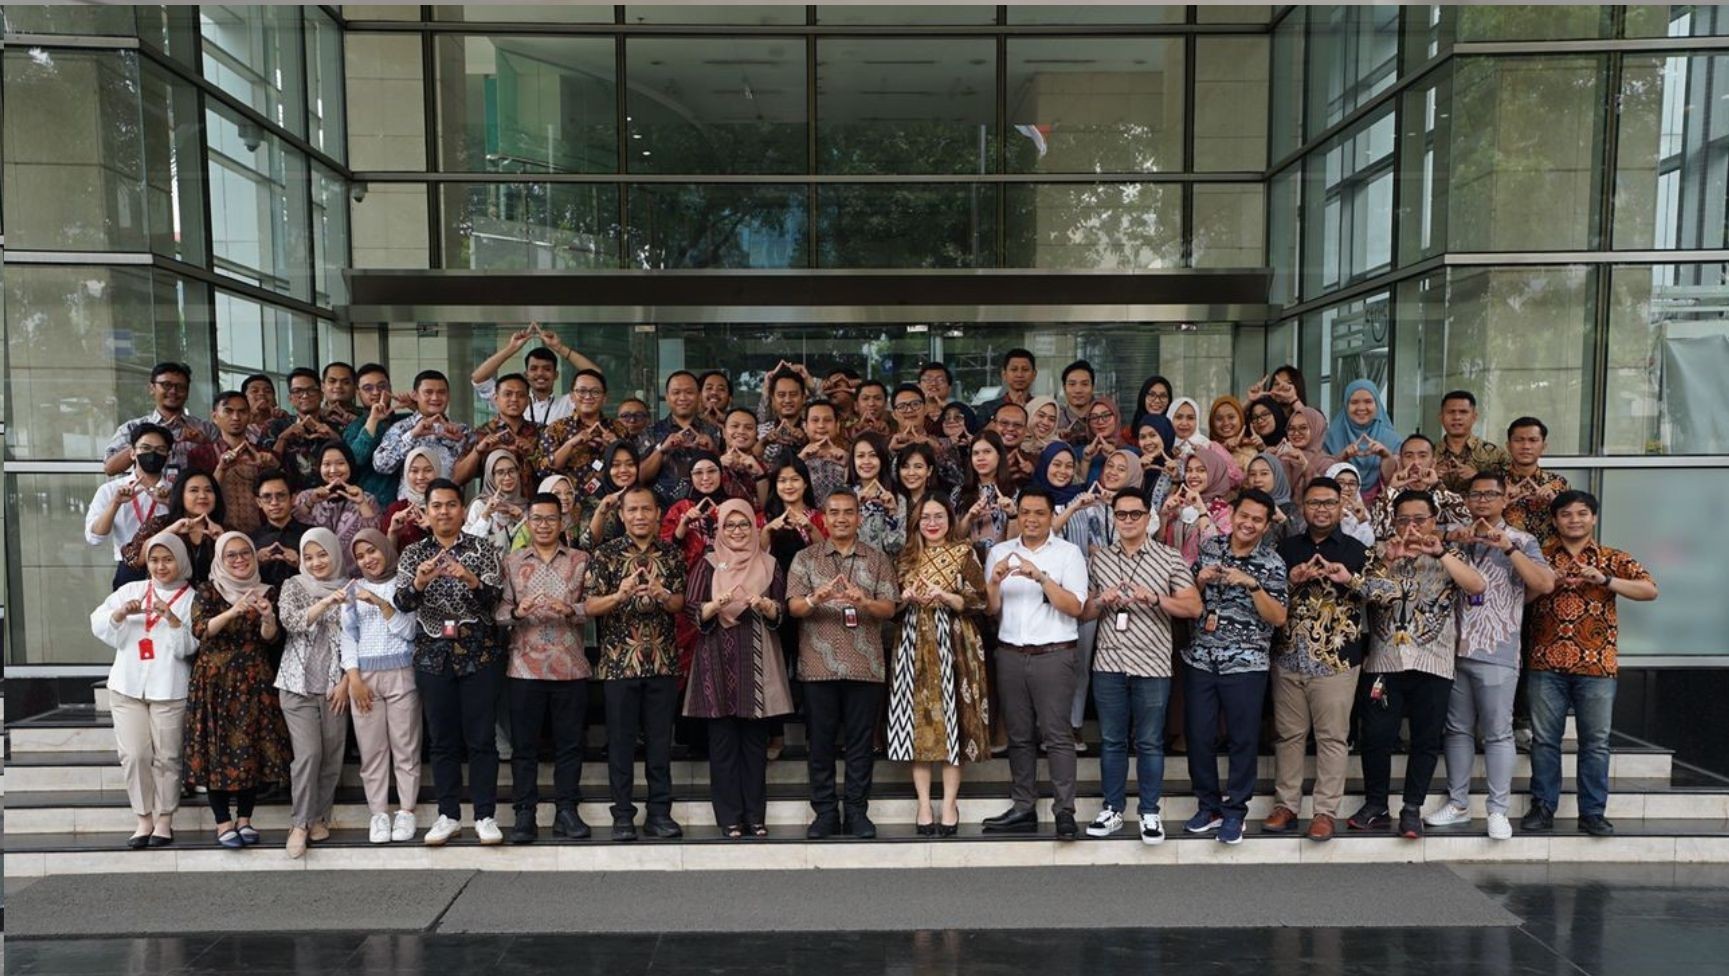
{"left": 955, "top": 429, "right": 1007, "bottom": 514}
{"left": 847, "top": 431, "right": 897, "bottom": 493}
{"left": 603, "top": 441, "right": 641, "bottom": 493}
{"left": 897, "top": 494, "right": 965, "bottom": 576}
{"left": 894, "top": 441, "right": 942, "bottom": 511}
{"left": 764, "top": 457, "right": 817, "bottom": 521}
{"left": 165, "top": 470, "right": 229, "bottom": 529}
{"left": 1272, "top": 365, "right": 1309, "bottom": 405}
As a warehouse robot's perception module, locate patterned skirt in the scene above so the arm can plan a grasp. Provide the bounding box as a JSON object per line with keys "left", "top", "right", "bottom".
{"left": 182, "top": 647, "right": 292, "bottom": 792}
{"left": 886, "top": 608, "right": 991, "bottom": 765}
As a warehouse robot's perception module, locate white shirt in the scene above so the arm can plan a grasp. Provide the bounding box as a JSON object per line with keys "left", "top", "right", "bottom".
{"left": 986, "top": 533, "right": 1089, "bottom": 646}
{"left": 85, "top": 474, "right": 169, "bottom": 561}
{"left": 473, "top": 377, "right": 573, "bottom": 425}
{"left": 92, "top": 580, "right": 198, "bottom": 701}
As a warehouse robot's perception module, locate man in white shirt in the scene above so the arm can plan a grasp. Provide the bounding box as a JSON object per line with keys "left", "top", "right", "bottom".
{"left": 981, "top": 487, "right": 1090, "bottom": 839}
{"left": 470, "top": 323, "right": 600, "bottom": 426}
{"left": 87, "top": 423, "right": 175, "bottom": 589}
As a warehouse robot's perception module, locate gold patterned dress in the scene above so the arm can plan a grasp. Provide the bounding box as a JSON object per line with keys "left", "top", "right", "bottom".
{"left": 887, "top": 543, "right": 991, "bottom": 765}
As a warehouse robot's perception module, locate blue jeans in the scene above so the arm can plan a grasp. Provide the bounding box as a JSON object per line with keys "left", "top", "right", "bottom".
{"left": 1092, "top": 672, "right": 1171, "bottom": 815}
{"left": 1529, "top": 670, "right": 1617, "bottom": 817}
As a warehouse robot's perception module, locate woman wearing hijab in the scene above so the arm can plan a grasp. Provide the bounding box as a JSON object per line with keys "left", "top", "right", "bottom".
{"left": 122, "top": 471, "right": 228, "bottom": 584}
{"left": 464, "top": 449, "right": 528, "bottom": 550}
{"left": 1167, "top": 397, "right": 1244, "bottom": 489}
{"left": 293, "top": 441, "right": 380, "bottom": 574}
{"left": 1158, "top": 448, "right": 1235, "bottom": 564}
{"left": 93, "top": 531, "right": 200, "bottom": 849}
{"left": 1208, "top": 395, "right": 1261, "bottom": 473}
{"left": 187, "top": 532, "right": 292, "bottom": 850}
{"left": 1243, "top": 451, "right": 1303, "bottom": 545}
{"left": 1322, "top": 379, "right": 1402, "bottom": 500}
{"left": 342, "top": 528, "right": 422, "bottom": 845}
{"left": 1134, "top": 415, "right": 1181, "bottom": 510}
{"left": 684, "top": 498, "right": 793, "bottom": 838}
{"left": 1079, "top": 398, "right": 1125, "bottom": 483}
{"left": 380, "top": 445, "right": 442, "bottom": 551}
{"left": 275, "top": 527, "right": 352, "bottom": 858}
{"left": 662, "top": 449, "right": 729, "bottom": 570}
{"left": 1126, "top": 375, "right": 1175, "bottom": 440}
{"left": 1277, "top": 405, "right": 1333, "bottom": 496}
{"left": 1247, "top": 396, "right": 1289, "bottom": 449}
{"left": 1023, "top": 395, "right": 1061, "bottom": 455}
{"left": 1324, "top": 461, "right": 1378, "bottom": 547}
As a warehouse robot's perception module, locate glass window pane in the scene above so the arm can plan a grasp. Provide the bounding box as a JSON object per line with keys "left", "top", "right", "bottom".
{"left": 1192, "top": 183, "right": 1266, "bottom": 269}
{"left": 6, "top": 472, "right": 126, "bottom": 664}
{"left": 1397, "top": 72, "right": 1446, "bottom": 266}
{"left": 1447, "top": 56, "right": 1605, "bottom": 252}
{"left": 1006, "top": 6, "right": 1186, "bottom": 25}
{"left": 626, "top": 6, "right": 807, "bottom": 25}
{"left": 435, "top": 36, "right": 617, "bottom": 174}
{"left": 352, "top": 182, "right": 431, "bottom": 269}
{"left": 1305, "top": 5, "right": 1399, "bottom": 140}
{"left": 1311, "top": 290, "right": 1391, "bottom": 419}
{"left": 440, "top": 182, "right": 620, "bottom": 269}
{"left": 344, "top": 5, "right": 422, "bottom": 20}
{"left": 1006, "top": 38, "right": 1185, "bottom": 175}
{"left": 346, "top": 33, "right": 426, "bottom": 171}
{"left": 207, "top": 103, "right": 314, "bottom": 301}
{"left": 312, "top": 163, "right": 350, "bottom": 307}
{"left": 1303, "top": 109, "right": 1394, "bottom": 296}
{"left": 200, "top": 5, "right": 306, "bottom": 133}
{"left": 626, "top": 185, "right": 807, "bottom": 269}
{"left": 817, "top": 38, "right": 997, "bottom": 175}
{"left": 1402, "top": 4, "right": 1453, "bottom": 73}
{"left": 1198, "top": 5, "right": 1272, "bottom": 24}
{"left": 1457, "top": 5, "right": 1613, "bottom": 41}
{"left": 1626, "top": 5, "right": 1729, "bottom": 36}
{"left": 1005, "top": 183, "right": 1182, "bottom": 269}
{"left": 627, "top": 37, "right": 806, "bottom": 174}
{"left": 1600, "top": 468, "right": 1729, "bottom": 657}
{"left": 817, "top": 184, "right": 996, "bottom": 268}
{"left": 3, "top": 50, "right": 205, "bottom": 264}
{"left": 1270, "top": 7, "right": 1304, "bottom": 160}
{"left": 1195, "top": 36, "right": 1268, "bottom": 171}
{"left": 1615, "top": 54, "right": 1729, "bottom": 250}
{"left": 431, "top": 6, "right": 614, "bottom": 23}
{"left": 4, "top": 267, "right": 212, "bottom": 462}
{"left": 1268, "top": 165, "right": 1300, "bottom": 304}
{"left": 816, "top": 6, "right": 997, "bottom": 25}
{"left": 3, "top": 6, "right": 136, "bottom": 33}
{"left": 214, "top": 290, "right": 318, "bottom": 392}
{"left": 1393, "top": 267, "right": 1595, "bottom": 455}
{"left": 305, "top": 7, "right": 346, "bottom": 163}
{"left": 1605, "top": 263, "right": 1729, "bottom": 455}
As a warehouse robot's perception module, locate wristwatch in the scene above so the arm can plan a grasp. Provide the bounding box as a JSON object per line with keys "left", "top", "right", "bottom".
{"left": 1244, "top": 580, "right": 1263, "bottom": 593}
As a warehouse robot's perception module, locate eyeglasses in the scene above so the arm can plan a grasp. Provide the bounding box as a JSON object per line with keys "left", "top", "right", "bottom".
{"left": 289, "top": 387, "right": 320, "bottom": 397}
{"left": 153, "top": 381, "right": 189, "bottom": 393}
{"left": 527, "top": 514, "right": 563, "bottom": 525}
{"left": 574, "top": 387, "right": 605, "bottom": 398}
{"left": 893, "top": 401, "right": 923, "bottom": 412}
{"left": 257, "top": 491, "right": 291, "bottom": 502}
{"left": 1112, "top": 509, "right": 1149, "bottom": 522}
{"left": 222, "top": 551, "right": 252, "bottom": 562}
{"left": 1303, "top": 499, "right": 1341, "bottom": 509}
{"left": 1466, "top": 491, "right": 1505, "bottom": 501}
{"left": 721, "top": 520, "right": 755, "bottom": 531}
{"left": 618, "top": 411, "right": 648, "bottom": 421}
{"left": 1391, "top": 516, "right": 1434, "bottom": 528}
{"left": 1088, "top": 413, "right": 1114, "bottom": 422}
{"left": 918, "top": 514, "right": 948, "bottom": 523}
{"left": 133, "top": 446, "right": 168, "bottom": 457}
{"left": 359, "top": 383, "right": 390, "bottom": 395}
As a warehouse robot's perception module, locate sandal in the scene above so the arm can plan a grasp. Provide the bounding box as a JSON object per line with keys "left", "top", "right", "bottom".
{"left": 750, "top": 823, "right": 769, "bottom": 838}
{"left": 725, "top": 824, "right": 745, "bottom": 839}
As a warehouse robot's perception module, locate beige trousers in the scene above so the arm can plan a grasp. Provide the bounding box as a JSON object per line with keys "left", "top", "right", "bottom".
{"left": 350, "top": 667, "right": 423, "bottom": 815}
{"left": 109, "top": 691, "right": 186, "bottom": 817}
{"left": 281, "top": 688, "right": 348, "bottom": 828}
{"left": 1271, "top": 664, "right": 1359, "bottom": 818}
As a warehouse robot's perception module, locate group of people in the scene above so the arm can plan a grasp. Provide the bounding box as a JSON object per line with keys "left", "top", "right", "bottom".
{"left": 84, "top": 328, "right": 1656, "bottom": 853}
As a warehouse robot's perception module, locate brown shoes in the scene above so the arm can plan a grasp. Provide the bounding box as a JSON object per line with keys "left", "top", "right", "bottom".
{"left": 1263, "top": 805, "right": 1299, "bottom": 833}
{"left": 1307, "top": 813, "right": 1336, "bottom": 842}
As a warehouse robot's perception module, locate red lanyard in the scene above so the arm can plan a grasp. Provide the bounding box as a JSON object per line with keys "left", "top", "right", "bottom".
{"left": 129, "top": 487, "right": 161, "bottom": 526}
{"left": 143, "top": 584, "right": 190, "bottom": 633}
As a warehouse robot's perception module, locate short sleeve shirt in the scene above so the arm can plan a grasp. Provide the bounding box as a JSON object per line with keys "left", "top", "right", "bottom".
{"left": 1457, "top": 524, "right": 1548, "bottom": 669}
{"left": 786, "top": 539, "right": 900, "bottom": 682}
{"left": 1087, "top": 538, "right": 1193, "bottom": 678}
{"left": 1183, "top": 535, "right": 1288, "bottom": 674}
{"left": 1529, "top": 539, "right": 1652, "bottom": 677}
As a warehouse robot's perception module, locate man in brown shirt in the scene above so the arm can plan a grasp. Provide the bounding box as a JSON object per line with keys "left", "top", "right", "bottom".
{"left": 787, "top": 489, "right": 900, "bottom": 839}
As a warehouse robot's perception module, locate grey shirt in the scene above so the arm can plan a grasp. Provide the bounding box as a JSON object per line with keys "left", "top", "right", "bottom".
{"left": 1457, "top": 523, "right": 1547, "bottom": 670}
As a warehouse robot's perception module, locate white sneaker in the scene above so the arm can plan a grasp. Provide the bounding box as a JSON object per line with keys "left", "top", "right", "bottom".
{"left": 368, "top": 813, "right": 391, "bottom": 845}
{"left": 391, "top": 810, "right": 417, "bottom": 843}
{"left": 1424, "top": 803, "right": 1472, "bottom": 827}
{"left": 1487, "top": 812, "right": 1512, "bottom": 841}
{"left": 1139, "top": 813, "right": 1165, "bottom": 846}
{"left": 475, "top": 816, "right": 504, "bottom": 845}
{"left": 423, "top": 815, "right": 461, "bottom": 846}
{"left": 1086, "top": 808, "right": 1123, "bottom": 838}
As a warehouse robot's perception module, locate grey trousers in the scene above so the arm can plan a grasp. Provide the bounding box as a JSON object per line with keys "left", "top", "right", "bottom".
{"left": 281, "top": 688, "right": 348, "bottom": 829}
{"left": 1069, "top": 619, "right": 1097, "bottom": 729}
{"left": 1443, "top": 657, "right": 1519, "bottom": 815}
{"left": 995, "top": 644, "right": 1079, "bottom": 816}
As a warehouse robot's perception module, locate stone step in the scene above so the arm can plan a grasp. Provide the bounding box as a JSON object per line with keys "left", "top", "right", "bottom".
{"left": 7, "top": 819, "right": 1729, "bottom": 877}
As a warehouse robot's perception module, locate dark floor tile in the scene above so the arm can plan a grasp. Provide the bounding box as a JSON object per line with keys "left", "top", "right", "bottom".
{"left": 3, "top": 936, "right": 222, "bottom": 976}
{"left": 177, "top": 934, "right": 367, "bottom": 975}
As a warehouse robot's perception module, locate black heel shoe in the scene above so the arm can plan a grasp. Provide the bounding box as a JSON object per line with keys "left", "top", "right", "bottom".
{"left": 916, "top": 822, "right": 936, "bottom": 837}
{"left": 938, "top": 821, "right": 959, "bottom": 837}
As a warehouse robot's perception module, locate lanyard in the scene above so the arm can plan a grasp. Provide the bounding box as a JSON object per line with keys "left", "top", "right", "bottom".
{"left": 143, "top": 584, "right": 190, "bottom": 633}
{"left": 129, "top": 488, "right": 161, "bottom": 527}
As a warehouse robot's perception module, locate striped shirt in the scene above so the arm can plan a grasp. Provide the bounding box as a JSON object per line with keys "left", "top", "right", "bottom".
{"left": 1087, "top": 538, "right": 1194, "bottom": 678}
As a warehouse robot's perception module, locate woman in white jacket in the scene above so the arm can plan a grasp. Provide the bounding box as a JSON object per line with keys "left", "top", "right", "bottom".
{"left": 91, "top": 530, "right": 199, "bottom": 849}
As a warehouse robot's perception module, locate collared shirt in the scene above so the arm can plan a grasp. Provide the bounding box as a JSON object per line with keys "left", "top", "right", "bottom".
{"left": 1184, "top": 535, "right": 1289, "bottom": 674}
{"left": 584, "top": 536, "right": 687, "bottom": 680}
{"left": 1370, "top": 483, "right": 1468, "bottom": 539}
{"left": 985, "top": 534, "right": 1089, "bottom": 647}
{"left": 1503, "top": 467, "right": 1570, "bottom": 549}
{"left": 104, "top": 410, "right": 221, "bottom": 484}
{"left": 259, "top": 409, "right": 352, "bottom": 492}
{"left": 374, "top": 414, "right": 472, "bottom": 496}
{"left": 392, "top": 534, "right": 505, "bottom": 676}
{"left": 212, "top": 441, "right": 276, "bottom": 534}
{"left": 340, "top": 578, "right": 417, "bottom": 672}
{"left": 1275, "top": 528, "right": 1370, "bottom": 676}
{"left": 538, "top": 413, "right": 629, "bottom": 496}
{"left": 85, "top": 474, "right": 171, "bottom": 561}
{"left": 637, "top": 415, "right": 724, "bottom": 505}
{"left": 496, "top": 546, "right": 591, "bottom": 681}
{"left": 1437, "top": 435, "right": 1511, "bottom": 493}
{"left": 1529, "top": 538, "right": 1652, "bottom": 678}
{"left": 1362, "top": 546, "right": 1463, "bottom": 678}
{"left": 757, "top": 419, "right": 809, "bottom": 473}
{"left": 344, "top": 410, "right": 412, "bottom": 506}
{"left": 474, "top": 377, "right": 574, "bottom": 426}
{"left": 1458, "top": 523, "right": 1548, "bottom": 669}
{"left": 251, "top": 517, "right": 311, "bottom": 588}
{"left": 464, "top": 416, "right": 547, "bottom": 481}
{"left": 1087, "top": 537, "right": 1194, "bottom": 678}
{"left": 786, "top": 538, "right": 900, "bottom": 682}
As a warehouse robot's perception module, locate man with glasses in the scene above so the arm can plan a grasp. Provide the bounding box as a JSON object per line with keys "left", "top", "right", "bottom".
{"left": 345, "top": 363, "right": 412, "bottom": 507}
{"left": 454, "top": 373, "right": 548, "bottom": 485}
{"left": 471, "top": 323, "right": 595, "bottom": 426}
{"left": 1435, "top": 390, "right": 1510, "bottom": 493}
{"left": 259, "top": 367, "right": 347, "bottom": 492}
{"left": 917, "top": 362, "right": 974, "bottom": 437}
{"left": 1265, "top": 476, "right": 1369, "bottom": 842}
{"left": 103, "top": 362, "right": 220, "bottom": 483}
{"left": 1371, "top": 434, "right": 1467, "bottom": 538}
{"left": 1350, "top": 492, "right": 1486, "bottom": 840}
{"left": 888, "top": 383, "right": 964, "bottom": 489}
{"left": 1080, "top": 491, "right": 1201, "bottom": 844}
{"left": 617, "top": 399, "right": 653, "bottom": 441}
{"left": 320, "top": 362, "right": 360, "bottom": 428}
{"left": 990, "top": 402, "right": 1034, "bottom": 491}
{"left": 1426, "top": 472, "right": 1554, "bottom": 840}
{"left": 250, "top": 470, "right": 310, "bottom": 589}
{"left": 542, "top": 369, "right": 630, "bottom": 496}
{"left": 639, "top": 370, "right": 723, "bottom": 506}
{"left": 496, "top": 493, "right": 592, "bottom": 844}
{"left": 978, "top": 348, "right": 1038, "bottom": 425}
{"left": 87, "top": 423, "right": 176, "bottom": 589}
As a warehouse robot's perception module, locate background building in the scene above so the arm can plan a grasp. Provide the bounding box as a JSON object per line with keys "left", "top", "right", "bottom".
{"left": 3, "top": 5, "right": 1726, "bottom": 762}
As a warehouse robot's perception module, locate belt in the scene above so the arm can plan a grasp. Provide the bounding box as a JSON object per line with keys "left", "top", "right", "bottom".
{"left": 1002, "top": 641, "right": 1077, "bottom": 656}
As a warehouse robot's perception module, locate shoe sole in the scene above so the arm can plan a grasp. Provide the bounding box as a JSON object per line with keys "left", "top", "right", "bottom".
{"left": 1184, "top": 821, "right": 1223, "bottom": 834}
{"left": 982, "top": 824, "right": 1039, "bottom": 834}
{"left": 1261, "top": 823, "right": 1298, "bottom": 834}
{"left": 1085, "top": 825, "right": 1122, "bottom": 838}
{"left": 423, "top": 831, "right": 458, "bottom": 847}
{"left": 1218, "top": 835, "right": 1243, "bottom": 846}
{"left": 1140, "top": 833, "right": 1165, "bottom": 846}
{"left": 477, "top": 835, "right": 504, "bottom": 846}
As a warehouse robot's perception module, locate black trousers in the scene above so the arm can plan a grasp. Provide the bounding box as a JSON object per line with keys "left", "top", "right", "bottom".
{"left": 1183, "top": 667, "right": 1267, "bottom": 820}
{"left": 804, "top": 680, "right": 884, "bottom": 820}
{"left": 708, "top": 716, "right": 772, "bottom": 829}
{"left": 1360, "top": 669, "right": 1454, "bottom": 811}
{"left": 509, "top": 676, "right": 587, "bottom": 814}
{"left": 416, "top": 658, "right": 505, "bottom": 821}
{"left": 208, "top": 788, "right": 256, "bottom": 823}
{"left": 604, "top": 676, "right": 677, "bottom": 820}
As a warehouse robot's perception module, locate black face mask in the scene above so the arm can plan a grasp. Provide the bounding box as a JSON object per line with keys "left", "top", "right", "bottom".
{"left": 136, "top": 451, "right": 168, "bottom": 475}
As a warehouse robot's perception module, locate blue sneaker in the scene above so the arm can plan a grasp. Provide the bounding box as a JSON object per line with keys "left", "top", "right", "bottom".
{"left": 1184, "top": 809, "right": 1223, "bottom": 834}
{"left": 1217, "top": 817, "right": 1245, "bottom": 845}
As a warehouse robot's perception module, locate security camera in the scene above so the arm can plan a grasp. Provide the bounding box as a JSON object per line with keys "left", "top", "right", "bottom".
{"left": 237, "top": 121, "right": 264, "bottom": 153}
{"left": 350, "top": 181, "right": 368, "bottom": 204}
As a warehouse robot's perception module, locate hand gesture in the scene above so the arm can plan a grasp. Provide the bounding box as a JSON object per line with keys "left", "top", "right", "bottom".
{"left": 1195, "top": 564, "right": 1222, "bottom": 587}
{"left": 990, "top": 557, "right": 1018, "bottom": 584}
{"left": 1221, "top": 567, "right": 1258, "bottom": 589}
{"left": 414, "top": 556, "right": 443, "bottom": 589}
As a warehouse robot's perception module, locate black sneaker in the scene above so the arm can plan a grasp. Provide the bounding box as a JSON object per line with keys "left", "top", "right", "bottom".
{"left": 1520, "top": 804, "right": 1555, "bottom": 833}
{"left": 1346, "top": 804, "right": 1390, "bottom": 831}
{"left": 611, "top": 817, "right": 638, "bottom": 842}
{"left": 643, "top": 815, "right": 684, "bottom": 839}
{"left": 1578, "top": 814, "right": 1615, "bottom": 837}
{"left": 1055, "top": 812, "right": 1079, "bottom": 841}
{"left": 848, "top": 813, "right": 878, "bottom": 840}
{"left": 552, "top": 807, "right": 590, "bottom": 840}
{"left": 807, "top": 812, "right": 841, "bottom": 840}
{"left": 509, "top": 812, "right": 538, "bottom": 845}
{"left": 1397, "top": 806, "right": 1423, "bottom": 840}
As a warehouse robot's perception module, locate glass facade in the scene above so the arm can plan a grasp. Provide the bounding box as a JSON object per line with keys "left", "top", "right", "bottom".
{"left": 2, "top": 4, "right": 1727, "bottom": 664}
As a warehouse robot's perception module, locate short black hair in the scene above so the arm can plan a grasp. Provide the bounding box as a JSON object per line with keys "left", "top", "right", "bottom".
{"left": 824, "top": 486, "right": 860, "bottom": 509}
{"left": 1061, "top": 359, "right": 1095, "bottom": 384}
{"left": 573, "top": 367, "right": 607, "bottom": 391}
{"left": 1468, "top": 470, "right": 1507, "bottom": 492}
{"left": 425, "top": 478, "right": 463, "bottom": 503}
{"left": 1392, "top": 490, "right": 1440, "bottom": 517}
{"left": 321, "top": 361, "right": 355, "bottom": 381}
{"left": 1401, "top": 433, "right": 1434, "bottom": 451}
{"left": 241, "top": 373, "right": 274, "bottom": 394}
{"left": 524, "top": 346, "right": 558, "bottom": 368}
{"left": 768, "top": 367, "right": 804, "bottom": 392}
{"left": 357, "top": 362, "right": 389, "bottom": 382}
{"left": 413, "top": 369, "right": 450, "bottom": 391}
{"left": 698, "top": 369, "right": 732, "bottom": 394}
{"left": 213, "top": 390, "right": 248, "bottom": 411}
{"left": 891, "top": 382, "right": 925, "bottom": 405}
{"left": 287, "top": 367, "right": 320, "bottom": 387}
{"left": 130, "top": 422, "right": 173, "bottom": 448}
{"left": 804, "top": 398, "right": 837, "bottom": 421}
{"left": 528, "top": 491, "right": 563, "bottom": 512}
{"left": 918, "top": 362, "right": 952, "bottom": 383}
{"left": 1304, "top": 476, "right": 1343, "bottom": 498}
{"left": 151, "top": 361, "right": 192, "bottom": 384}
{"left": 1002, "top": 348, "right": 1035, "bottom": 371}
{"left": 1111, "top": 489, "right": 1149, "bottom": 511}
{"left": 725, "top": 406, "right": 758, "bottom": 425}
{"left": 826, "top": 367, "right": 861, "bottom": 382}
{"left": 1233, "top": 487, "right": 1277, "bottom": 520}
{"left": 1441, "top": 389, "right": 1478, "bottom": 409}
{"left": 665, "top": 369, "right": 698, "bottom": 391}
{"left": 1507, "top": 416, "right": 1548, "bottom": 441}
{"left": 994, "top": 401, "right": 1028, "bottom": 418}
{"left": 316, "top": 439, "right": 358, "bottom": 474}
{"left": 254, "top": 469, "right": 291, "bottom": 496}
{"left": 621, "top": 484, "right": 659, "bottom": 508}
{"left": 1015, "top": 486, "right": 1055, "bottom": 511}
{"left": 857, "top": 379, "right": 887, "bottom": 399}
{"left": 495, "top": 372, "right": 531, "bottom": 393}
{"left": 1551, "top": 489, "right": 1599, "bottom": 516}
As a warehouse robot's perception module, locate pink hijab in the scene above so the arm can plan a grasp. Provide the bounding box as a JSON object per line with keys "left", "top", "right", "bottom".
{"left": 707, "top": 498, "right": 774, "bottom": 627}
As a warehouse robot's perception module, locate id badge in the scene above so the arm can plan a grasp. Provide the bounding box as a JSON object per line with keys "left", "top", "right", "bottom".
{"left": 441, "top": 619, "right": 458, "bottom": 639}
{"left": 1203, "top": 610, "right": 1219, "bottom": 633}
{"left": 1467, "top": 593, "right": 1485, "bottom": 607}
{"left": 1114, "top": 610, "right": 1130, "bottom": 633}
{"left": 842, "top": 606, "right": 859, "bottom": 629}
{"left": 138, "top": 637, "right": 155, "bottom": 661}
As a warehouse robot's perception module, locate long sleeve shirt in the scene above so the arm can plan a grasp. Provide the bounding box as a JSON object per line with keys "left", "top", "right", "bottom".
{"left": 275, "top": 576, "right": 347, "bottom": 696}
{"left": 373, "top": 414, "right": 471, "bottom": 493}
{"left": 345, "top": 410, "right": 411, "bottom": 506}
{"left": 392, "top": 535, "right": 505, "bottom": 676}
{"left": 340, "top": 577, "right": 418, "bottom": 671}
{"left": 92, "top": 581, "right": 199, "bottom": 700}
